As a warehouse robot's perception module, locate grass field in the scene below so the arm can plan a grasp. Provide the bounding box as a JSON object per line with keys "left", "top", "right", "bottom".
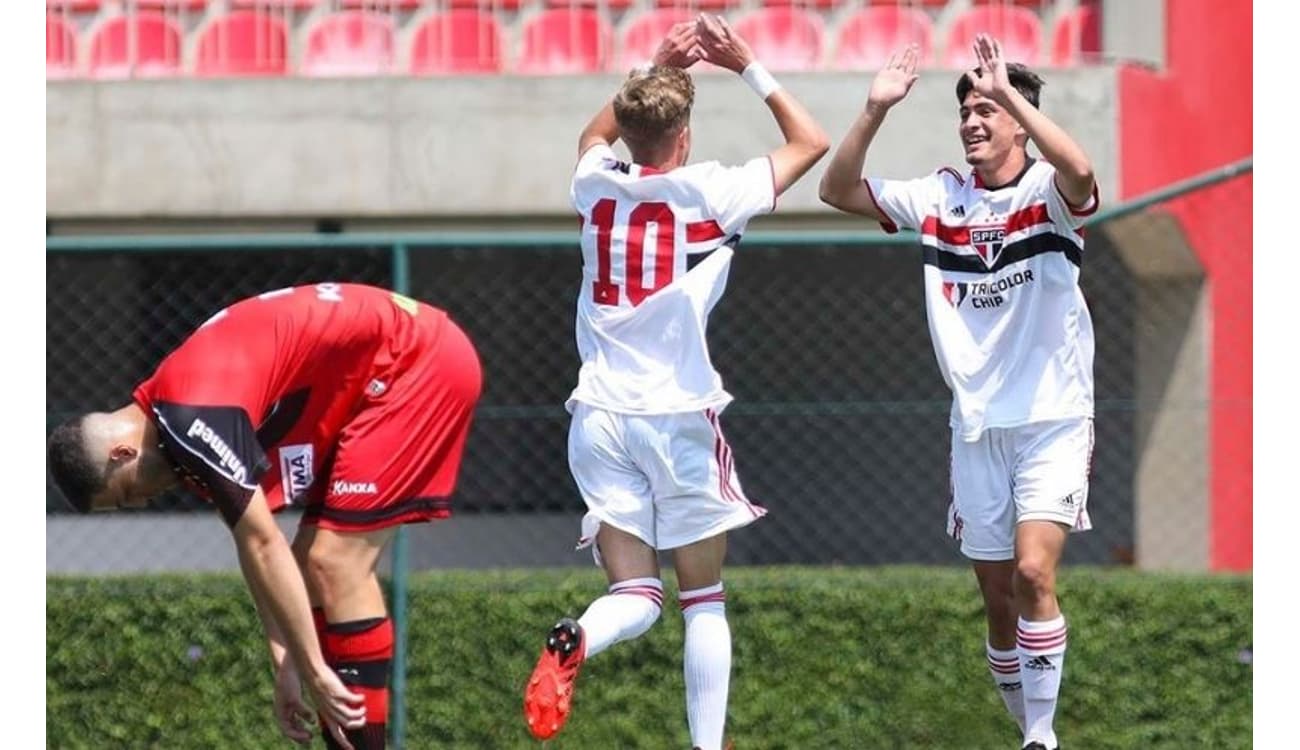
{"left": 47, "top": 566, "right": 1252, "bottom": 749}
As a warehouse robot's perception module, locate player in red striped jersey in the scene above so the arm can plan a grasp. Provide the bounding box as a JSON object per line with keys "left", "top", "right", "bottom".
{"left": 522, "top": 16, "right": 827, "bottom": 750}
{"left": 819, "top": 36, "right": 1099, "bottom": 750}
{"left": 47, "top": 283, "right": 483, "bottom": 749}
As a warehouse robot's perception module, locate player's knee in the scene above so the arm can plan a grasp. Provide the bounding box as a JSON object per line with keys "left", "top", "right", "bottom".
{"left": 1013, "top": 556, "right": 1057, "bottom": 599}
{"left": 610, "top": 577, "right": 664, "bottom": 638}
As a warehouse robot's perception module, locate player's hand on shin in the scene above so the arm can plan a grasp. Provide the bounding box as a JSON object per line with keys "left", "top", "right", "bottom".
{"left": 695, "top": 13, "right": 754, "bottom": 74}
{"left": 306, "top": 667, "right": 366, "bottom": 749}
{"left": 272, "top": 661, "right": 315, "bottom": 745}
{"left": 966, "top": 34, "right": 1014, "bottom": 104}
{"left": 867, "top": 44, "right": 921, "bottom": 112}
{"left": 652, "top": 21, "right": 702, "bottom": 69}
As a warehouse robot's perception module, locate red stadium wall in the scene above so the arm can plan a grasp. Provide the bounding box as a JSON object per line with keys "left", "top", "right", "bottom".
{"left": 1118, "top": 0, "right": 1252, "bottom": 570}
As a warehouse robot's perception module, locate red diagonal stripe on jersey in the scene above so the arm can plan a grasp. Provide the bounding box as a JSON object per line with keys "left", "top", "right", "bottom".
{"left": 686, "top": 219, "right": 725, "bottom": 243}
{"left": 1004, "top": 203, "right": 1052, "bottom": 235}
{"left": 921, "top": 215, "right": 969, "bottom": 245}
{"left": 922, "top": 202, "right": 1054, "bottom": 246}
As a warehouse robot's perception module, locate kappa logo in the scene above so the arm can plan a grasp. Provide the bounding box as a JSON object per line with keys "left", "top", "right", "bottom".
{"left": 278, "top": 444, "right": 314, "bottom": 504}
{"left": 970, "top": 226, "right": 1006, "bottom": 266}
{"left": 331, "top": 480, "right": 378, "bottom": 495}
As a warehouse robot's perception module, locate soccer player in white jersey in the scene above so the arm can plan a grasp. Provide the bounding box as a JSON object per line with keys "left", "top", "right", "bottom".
{"left": 522, "top": 15, "right": 828, "bottom": 749}
{"left": 819, "top": 36, "right": 1097, "bottom": 750}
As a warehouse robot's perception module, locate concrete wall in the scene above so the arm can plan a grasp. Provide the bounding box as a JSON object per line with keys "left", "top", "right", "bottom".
{"left": 47, "top": 70, "right": 1119, "bottom": 222}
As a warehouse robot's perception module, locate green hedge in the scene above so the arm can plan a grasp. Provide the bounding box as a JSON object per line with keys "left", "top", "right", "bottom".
{"left": 47, "top": 567, "right": 1251, "bottom": 749}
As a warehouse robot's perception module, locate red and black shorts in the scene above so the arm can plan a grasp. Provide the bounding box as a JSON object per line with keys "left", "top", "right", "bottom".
{"left": 300, "top": 316, "right": 482, "bottom": 533}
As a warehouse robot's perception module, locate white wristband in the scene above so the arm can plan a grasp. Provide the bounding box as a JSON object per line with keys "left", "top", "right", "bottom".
{"left": 741, "top": 61, "right": 781, "bottom": 100}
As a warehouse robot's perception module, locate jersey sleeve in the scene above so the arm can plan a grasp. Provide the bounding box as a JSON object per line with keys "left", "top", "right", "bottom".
{"left": 570, "top": 143, "right": 620, "bottom": 211}
{"left": 150, "top": 400, "right": 270, "bottom": 527}
{"left": 863, "top": 174, "right": 939, "bottom": 233}
{"left": 1025, "top": 161, "right": 1100, "bottom": 230}
{"left": 698, "top": 157, "right": 777, "bottom": 235}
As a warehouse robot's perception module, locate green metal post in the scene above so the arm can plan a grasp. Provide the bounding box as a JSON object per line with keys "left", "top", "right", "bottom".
{"left": 389, "top": 243, "right": 411, "bottom": 749}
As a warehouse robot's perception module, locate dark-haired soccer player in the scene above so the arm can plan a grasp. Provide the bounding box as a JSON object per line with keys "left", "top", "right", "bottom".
{"left": 819, "top": 36, "right": 1099, "bottom": 750}
{"left": 48, "top": 283, "right": 482, "bottom": 749}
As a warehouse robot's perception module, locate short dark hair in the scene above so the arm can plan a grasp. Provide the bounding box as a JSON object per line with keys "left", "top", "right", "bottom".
{"left": 47, "top": 416, "right": 104, "bottom": 513}
{"left": 956, "top": 62, "right": 1045, "bottom": 109}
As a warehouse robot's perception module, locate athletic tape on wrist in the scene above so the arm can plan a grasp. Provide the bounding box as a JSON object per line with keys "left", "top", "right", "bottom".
{"left": 741, "top": 62, "right": 782, "bottom": 100}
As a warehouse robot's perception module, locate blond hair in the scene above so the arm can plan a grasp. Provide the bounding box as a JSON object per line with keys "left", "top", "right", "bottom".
{"left": 613, "top": 65, "right": 695, "bottom": 156}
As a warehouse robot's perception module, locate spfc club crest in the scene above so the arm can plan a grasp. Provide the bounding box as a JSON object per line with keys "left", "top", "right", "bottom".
{"left": 970, "top": 226, "right": 1006, "bottom": 267}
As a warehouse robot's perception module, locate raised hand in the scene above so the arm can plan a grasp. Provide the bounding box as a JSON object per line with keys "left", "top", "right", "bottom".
{"left": 652, "top": 21, "right": 702, "bottom": 69}
{"left": 695, "top": 13, "right": 754, "bottom": 74}
{"left": 272, "top": 661, "right": 315, "bottom": 745}
{"left": 965, "top": 33, "right": 1014, "bottom": 103}
{"left": 867, "top": 44, "right": 921, "bottom": 111}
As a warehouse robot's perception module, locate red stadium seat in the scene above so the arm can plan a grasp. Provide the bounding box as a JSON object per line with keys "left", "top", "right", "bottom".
{"left": 652, "top": 0, "right": 740, "bottom": 9}
{"left": 617, "top": 9, "right": 693, "bottom": 73}
{"left": 88, "top": 12, "right": 184, "bottom": 79}
{"left": 973, "top": 0, "right": 1045, "bottom": 7}
{"left": 46, "top": 1, "right": 101, "bottom": 10}
{"left": 341, "top": 0, "right": 423, "bottom": 8}
{"left": 446, "top": 0, "right": 531, "bottom": 10}
{"left": 943, "top": 5, "right": 1041, "bottom": 68}
{"left": 833, "top": 7, "right": 933, "bottom": 71}
{"left": 231, "top": 1, "right": 322, "bottom": 8}
{"left": 409, "top": 11, "right": 504, "bottom": 75}
{"left": 761, "top": 0, "right": 844, "bottom": 10}
{"left": 47, "top": 14, "right": 79, "bottom": 79}
{"left": 195, "top": 11, "right": 289, "bottom": 77}
{"left": 301, "top": 12, "right": 395, "bottom": 76}
{"left": 516, "top": 9, "right": 612, "bottom": 74}
{"left": 547, "top": 0, "right": 636, "bottom": 9}
{"left": 133, "top": 1, "right": 209, "bottom": 9}
{"left": 1052, "top": 3, "right": 1101, "bottom": 66}
{"left": 733, "top": 8, "right": 824, "bottom": 72}
{"left": 868, "top": 0, "right": 946, "bottom": 6}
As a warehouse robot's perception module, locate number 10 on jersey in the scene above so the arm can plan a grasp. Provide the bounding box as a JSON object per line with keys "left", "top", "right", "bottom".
{"left": 591, "top": 198, "right": 677, "bottom": 307}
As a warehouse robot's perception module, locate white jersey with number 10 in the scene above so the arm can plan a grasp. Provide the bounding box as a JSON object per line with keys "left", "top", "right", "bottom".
{"left": 566, "top": 144, "right": 776, "bottom": 415}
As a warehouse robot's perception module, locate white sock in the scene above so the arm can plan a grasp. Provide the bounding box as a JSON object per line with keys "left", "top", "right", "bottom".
{"left": 681, "top": 583, "right": 730, "bottom": 750}
{"left": 1018, "top": 615, "right": 1068, "bottom": 748}
{"left": 577, "top": 577, "right": 663, "bottom": 659}
{"left": 987, "top": 642, "right": 1026, "bottom": 734}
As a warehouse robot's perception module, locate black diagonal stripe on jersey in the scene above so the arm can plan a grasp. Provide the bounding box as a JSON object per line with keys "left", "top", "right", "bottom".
{"left": 256, "top": 387, "right": 311, "bottom": 448}
{"left": 923, "top": 232, "right": 1082, "bottom": 273}
{"left": 686, "top": 234, "right": 742, "bottom": 272}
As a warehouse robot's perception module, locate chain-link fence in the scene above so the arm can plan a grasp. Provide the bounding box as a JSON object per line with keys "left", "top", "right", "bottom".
{"left": 46, "top": 159, "right": 1251, "bottom": 574}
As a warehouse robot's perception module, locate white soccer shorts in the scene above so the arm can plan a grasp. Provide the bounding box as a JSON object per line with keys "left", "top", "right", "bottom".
{"left": 946, "top": 417, "right": 1094, "bottom": 561}
{"left": 568, "top": 403, "right": 767, "bottom": 560}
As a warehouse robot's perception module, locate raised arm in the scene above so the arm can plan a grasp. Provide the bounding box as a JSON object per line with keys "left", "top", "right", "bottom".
{"left": 577, "top": 22, "right": 703, "bottom": 159}
{"left": 232, "top": 491, "right": 365, "bottom": 748}
{"left": 697, "top": 14, "right": 829, "bottom": 197}
{"left": 819, "top": 45, "right": 920, "bottom": 218}
{"left": 967, "top": 34, "right": 1095, "bottom": 206}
